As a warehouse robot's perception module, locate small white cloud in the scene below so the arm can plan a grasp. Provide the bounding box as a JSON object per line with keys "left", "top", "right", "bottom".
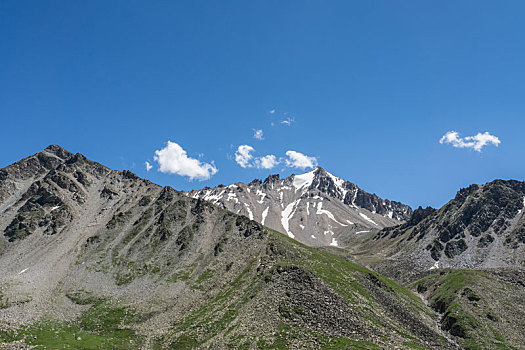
{"left": 255, "top": 155, "right": 278, "bottom": 169}
{"left": 234, "top": 145, "right": 278, "bottom": 169}
{"left": 439, "top": 131, "right": 501, "bottom": 152}
{"left": 269, "top": 109, "right": 276, "bottom": 115}
{"left": 281, "top": 117, "right": 295, "bottom": 126}
{"left": 270, "top": 122, "right": 275, "bottom": 127}
{"left": 154, "top": 141, "right": 218, "bottom": 181}
{"left": 235, "top": 145, "right": 255, "bottom": 168}
{"left": 284, "top": 150, "right": 318, "bottom": 169}
{"left": 253, "top": 129, "right": 264, "bottom": 140}
{"left": 145, "top": 161, "right": 152, "bottom": 172}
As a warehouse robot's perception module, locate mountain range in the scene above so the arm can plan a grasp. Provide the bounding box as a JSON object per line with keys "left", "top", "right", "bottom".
{"left": 0, "top": 145, "right": 523, "bottom": 349}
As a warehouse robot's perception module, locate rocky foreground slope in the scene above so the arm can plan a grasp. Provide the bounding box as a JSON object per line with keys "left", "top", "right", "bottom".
{"left": 0, "top": 146, "right": 523, "bottom": 349}
{"left": 187, "top": 167, "right": 412, "bottom": 248}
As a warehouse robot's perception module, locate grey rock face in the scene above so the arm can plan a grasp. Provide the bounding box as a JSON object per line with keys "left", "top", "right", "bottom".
{"left": 187, "top": 167, "right": 412, "bottom": 247}
{"left": 370, "top": 180, "right": 525, "bottom": 277}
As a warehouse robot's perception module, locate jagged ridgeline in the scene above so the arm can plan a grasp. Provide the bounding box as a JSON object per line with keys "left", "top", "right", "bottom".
{"left": 349, "top": 180, "right": 525, "bottom": 282}
{"left": 0, "top": 145, "right": 523, "bottom": 349}
{"left": 187, "top": 167, "right": 412, "bottom": 248}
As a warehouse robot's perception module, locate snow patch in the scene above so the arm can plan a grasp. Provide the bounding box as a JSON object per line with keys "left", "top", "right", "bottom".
{"left": 519, "top": 197, "right": 525, "bottom": 215}
{"left": 346, "top": 220, "right": 354, "bottom": 225}
{"left": 17, "top": 268, "right": 29, "bottom": 275}
{"left": 281, "top": 200, "right": 300, "bottom": 238}
{"left": 261, "top": 207, "right": 269, "bottom": 225}
{"left": 244, "top": 203, "right": 254, "bottom": 220}
{"left": 429, "top": 261, "right": 439, "bottom": 270}
{"left": 50, "top": 205, "right": 61, "bottom": 211}
{"left": 329, "top": 236, "right": 338, "bottom": 247}
{"left": 292, "top": 169, "right": 315, "bottom": 192}
{"left": 316, "top": 202, "right": 347, "bottom": 226}
{"left": 227, "top": 192, "right": 239, "bottom": 203}
{"left": 355, "top": 230, "right": 370, "bottom": 235}
{"left": 359, "top": 212, "right": 378, "bottom": 226}
{"left": 256, "top": 189, "right": 267, "bottom": 204}
{"left": 299, "top": 224, "right": 305, "bottom": 230}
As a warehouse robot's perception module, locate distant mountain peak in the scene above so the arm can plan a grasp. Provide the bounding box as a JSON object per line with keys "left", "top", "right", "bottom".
{"left": 187, "top": 167, "right": 412, "bottom": 247}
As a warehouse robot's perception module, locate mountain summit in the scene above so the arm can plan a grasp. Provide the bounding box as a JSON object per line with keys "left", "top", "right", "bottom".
{"left": 187, "top": 167, "right": 412, "bottom": 247}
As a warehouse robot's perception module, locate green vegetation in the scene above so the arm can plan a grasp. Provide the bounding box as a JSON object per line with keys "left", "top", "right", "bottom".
{"left": 0, "top": 299, "right": 142, "bottom": 349}
{"left": 414, "top": 269, "right": 519, "bottom": 349}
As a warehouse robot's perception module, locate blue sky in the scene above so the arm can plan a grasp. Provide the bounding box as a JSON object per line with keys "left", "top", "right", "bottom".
{"left": 1, "top": 1, "right": 524, "bottom": 209}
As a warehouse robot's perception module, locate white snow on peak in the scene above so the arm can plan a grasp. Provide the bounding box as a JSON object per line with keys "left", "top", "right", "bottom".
{"left": 329, "top": 236, "right": 338, "bottom": 247}
{"left": 292, "top": 169, "right": 315, "bottom": 192}
{"left": 281, "top": 199, "right": 300, "bottom": 239}
{"left": 316, "top": 202, "right": 347, "bottom": 226}
{"left": 299, "top": 224, "right": 305, "bottom": 230}
{"left": 261, "top": 207, "right": 269, "bottom": 225}
{"left": 50, "top": 205, "right": 61, "bottom": 211}
{"left": 202, "top": 189, "right": 225, "bottom": 204}
{"left": 346, "top": 220, "right": 354, "bottom": 225}
{"left": 355, "top": 230, "right": 370, "bottom": 235}
{"left": 429, "top": 261, "right": 439, "bottom": 270}
{"left": 306, "top": 202, "right": 310, "bottom": 215}
{"left": 359, "top": 212, "right": 378, "bottom": 226}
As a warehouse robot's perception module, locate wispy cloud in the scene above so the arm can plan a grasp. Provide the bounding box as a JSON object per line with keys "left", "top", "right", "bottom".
{"left": 439, "top": 131, "right": 501, "bottom": 152}
{"left": 145, "top": 161, "right": 152, "bottom": 172}
{"left": 284, "top": 150, "right": 318, "bottom": 169}
{"left": 154, "top": 141, "right": 218, "bottom": 181}
{"left": 253, "top": 129, "right": 264, "bottom": 140}
{"left": 269, "top": 108, "right": 276, "bottom": 115}
{"left": 281, "top": 117, "right": 295, "bottom": 126}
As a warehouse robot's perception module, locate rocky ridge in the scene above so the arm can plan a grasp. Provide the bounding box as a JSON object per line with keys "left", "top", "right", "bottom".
{"left": 348, "top": 180, "right": 525, "bottom": 281}
{"left": 187, "top": 167, "right": 412, "bottom": 247}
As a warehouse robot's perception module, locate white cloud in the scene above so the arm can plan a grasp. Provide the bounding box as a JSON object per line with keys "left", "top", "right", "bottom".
{"left": 269, "top": 109, "right": 276, "bottom": 115}
{"left": 235, "top": 145, "right": 255, "bottom": 168}
{"left": 284, "top": 150, "right": 318, "bottom": 169}
{"left": 234, "top": 145, "right": 278, "bottom": 169}
{"left": 281, "top": 117, "right": 295, "bottom": 126}
{"left": 439, "top": 131, "right": 501, "bottom": 152}
{"left": 255, "top": 155, "right": 278, "bottom": 169}
{"left": 153, "top": 141, "right": 218, "bottom": 181}
{"left": 145, "top": 161, "right": 152, "bottom": 172}
{"left": 253, "top": 129, "right": 264, "bottom": 140}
